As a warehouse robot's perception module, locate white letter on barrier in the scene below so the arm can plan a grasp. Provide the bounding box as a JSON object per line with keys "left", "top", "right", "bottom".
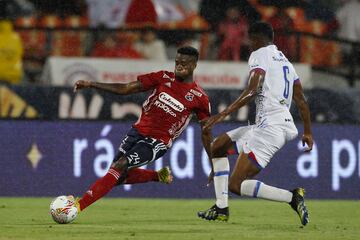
{"left": 88, "top": 94, "right": 104, "bottom": 119}
{"left": 70, "top": 94, "right": 87, "bottom": 118}
{"left": 73, "top": 139, "right": 88, "bottom": 177}
{"left": 296, "top": 141, "right": 318, "bottom": 177}
{"left": 202, "top": 148, "right": 212, "bottom": 175}
{"left": 170, "top": 127, "right": 194, "bottom": 179}
{"left": 332, "top": 139, "right": 356, "bottom": 191}
{"left": 93, "top": 125, "right": 114, "bottom": 177}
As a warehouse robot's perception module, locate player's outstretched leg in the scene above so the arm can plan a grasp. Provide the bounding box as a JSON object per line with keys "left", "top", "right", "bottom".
{"left": 198, "top": 204, "right": 229, "bottom": 222}
{"left": 289, "top": 188, "right": 309, "bottom": 226}
{"left": 76, "top": 157, "right": 127, "bottom": 212}
{"left": 122, "top": 167, "right": 173, "bottom": 184}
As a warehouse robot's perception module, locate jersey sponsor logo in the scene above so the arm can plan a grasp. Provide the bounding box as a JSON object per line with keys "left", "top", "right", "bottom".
{"left": 159, "top": 92, "right": 184, "bottom": 112}
{"left": 190, "top": 89, "right": 202, "bottom": 97}
{"left": 272, "top": 56, "right": 287, "bottom": 62}
{"left": 185, "top": 92, "right": 194, "bottom": 101}
{"left": 154, "top": 100, "right": 177, "bottom": 117}
{"left": 165, "top": 82, "right": 171, "bottom": 88}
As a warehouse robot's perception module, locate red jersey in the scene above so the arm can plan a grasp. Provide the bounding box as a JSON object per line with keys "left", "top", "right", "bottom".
{"left": 133, "top": 71, "right": 211, "bottom": 147}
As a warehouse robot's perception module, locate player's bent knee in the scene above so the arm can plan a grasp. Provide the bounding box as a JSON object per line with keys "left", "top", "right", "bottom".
{"left": 212, "top": 134, "right": 232, "bottom": 158}
{"left": 211, "top": 142, "right": 224, "bottom": 157}
{"left": 111, "top": 157, "right": 128, "bottom": 172}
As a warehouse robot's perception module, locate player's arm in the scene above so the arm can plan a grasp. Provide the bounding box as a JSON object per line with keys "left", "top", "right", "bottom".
{"left": 73, "top": 80, "right": 144, "bottom": 95}
{"left": 293, "top": 81, "right": 313, "bottom": 152}
{"left": 200, "top": 118, "right": 212, "bottom": 163}
{"left": 200, "top": 118, "right": 214, "bottom": 184}
{"left": 197, "top": 98, "right": 214, "bottom": 184}
{"left": 221, "top": 71, "right": 263, "bottom": 115}
{"left": 204, "top": 71, "right": 264, "bottom": 130}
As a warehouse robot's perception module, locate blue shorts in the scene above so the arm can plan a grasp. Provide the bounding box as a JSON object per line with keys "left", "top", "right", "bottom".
{"left": 113, "top": 128, "right": 168, "bottom": 169}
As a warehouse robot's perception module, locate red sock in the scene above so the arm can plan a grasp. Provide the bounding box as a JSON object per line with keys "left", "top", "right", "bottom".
{"left": 124, "top": 168, "right": 158, "bottom": 184}
{"left": 79, "top": 167, "right": 121, "bottom": 211}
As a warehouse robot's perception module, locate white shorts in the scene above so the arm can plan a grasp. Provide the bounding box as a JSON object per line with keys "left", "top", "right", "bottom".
{"left": 226, "top": 123, "right": 298, "bottom": 169}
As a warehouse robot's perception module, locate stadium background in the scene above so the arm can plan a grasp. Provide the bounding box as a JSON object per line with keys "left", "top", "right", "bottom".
{"left": 0, "top": 0, "right": 360, "bottom": 239}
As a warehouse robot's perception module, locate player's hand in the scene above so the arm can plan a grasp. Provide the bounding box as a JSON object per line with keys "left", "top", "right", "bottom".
{"left": 302, "top": 133, "right": 313, "bottom": 152}
{"left": 73, "top": 80, "right": 92, "bottom": 92}
{"left": 206, "top": 170, "right": 214, "bottom": 187}
{"left": 203, "top": 112, "right": 227, "bottom": 130}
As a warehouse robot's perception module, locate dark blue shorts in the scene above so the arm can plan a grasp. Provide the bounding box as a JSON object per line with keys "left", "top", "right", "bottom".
{"left": 113, "top": 128, "right": 168, "bottom": 169}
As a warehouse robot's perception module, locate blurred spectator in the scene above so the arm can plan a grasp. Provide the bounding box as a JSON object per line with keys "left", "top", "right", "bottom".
{"left": 336, "top": 0, "right": 360, "bottom": 42}
{"left": 91, "top": 32, "right": 143, "bottom": 59}
{"left": 217, "top": 6, "right": 249, "bottom": 61}
{"left": 135, "top": 27, "right": 167, "bottom": 62}
{"left": 86, "top": 0, "right": 184, "bottom": 28}
{"left": 0, "top": 20, "right": 23, "bottom": 84}
{"left": 0, "top": 0, "right": 34, "bottom": 20}
{"left": 336, "top": 0, "right": 360, "bottom": 64}
{"left": 125, "top": 0, "right": 183, "bottom": 25}
{"left": 200, "top": 0, "right": 259, "bottom": 29}
{"left": 268, "top": 8, "right": 295, "bottom": 59}
{"left": 86, "top": 0, "right": 131, "bottom": 28}
{"left": 304, "top": 0, "right": 335, "bottom": 22}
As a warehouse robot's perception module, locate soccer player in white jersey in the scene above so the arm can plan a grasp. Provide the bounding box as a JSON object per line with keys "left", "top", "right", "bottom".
{"left": 198, "top": 22, "right": 313, "bottom": 226}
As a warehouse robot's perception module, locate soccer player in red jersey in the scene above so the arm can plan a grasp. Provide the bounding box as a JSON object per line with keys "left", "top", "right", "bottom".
{"left": 72, "top": 46, "right": 212, "bottom": 213}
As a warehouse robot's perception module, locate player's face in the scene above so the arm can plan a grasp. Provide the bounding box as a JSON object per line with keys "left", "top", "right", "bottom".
{"left": 175, "top": 54, "right": 197, "bottom": 79}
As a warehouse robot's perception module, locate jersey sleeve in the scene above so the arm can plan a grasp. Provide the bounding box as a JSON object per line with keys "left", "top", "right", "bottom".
{"left": 137, "top": 71, "right": 163, "bottom": 91}
{"left": 248, "top": 50, "right": 268, "bottom": 74}
{"left": 196, "top": 96, "right": 211, "bottom": 121}
{"left": 291, "top": 65, "right": 301, "bottom": 84}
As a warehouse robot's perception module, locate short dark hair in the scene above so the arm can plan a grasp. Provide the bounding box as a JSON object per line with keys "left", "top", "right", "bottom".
{"left": 248, "top": 21, "right": 274, "bottom": 41}
{"left": 177, "top": 46, "right": 199, "bottom": 61}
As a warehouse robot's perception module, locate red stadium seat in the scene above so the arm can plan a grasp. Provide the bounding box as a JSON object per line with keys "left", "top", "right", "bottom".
{"left": 52, "top": 16, "right": 89, "bottom": 56}
{"left": 39, "top": 15, "right": 62, "bottom": 28}
{"left": 15, "top": 16, "right": 47, "bottom": 59}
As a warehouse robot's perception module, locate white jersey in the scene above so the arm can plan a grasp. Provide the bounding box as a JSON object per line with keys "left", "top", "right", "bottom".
{"left": 248, "top": 45, "right": 299, "bottom": 126}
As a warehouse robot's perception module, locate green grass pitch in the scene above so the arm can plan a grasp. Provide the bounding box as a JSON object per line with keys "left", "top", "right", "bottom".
{"left": 0, "top": 198, "right": 359, "bottom": 240}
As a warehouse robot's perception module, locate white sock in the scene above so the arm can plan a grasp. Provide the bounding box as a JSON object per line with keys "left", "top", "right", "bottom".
{"left": 240, "top": 180, "right": 293, "bottom": 203}
{"left": 212, "top": 157, "right": 230, "bottom": 208}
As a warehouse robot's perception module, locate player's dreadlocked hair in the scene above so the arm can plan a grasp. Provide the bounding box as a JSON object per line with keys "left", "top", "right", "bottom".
{"left": 248, "top": 21, "right": 274, "bottom": 41}
{"left": 177, "top": 46, "right": 199, "bottom": 61}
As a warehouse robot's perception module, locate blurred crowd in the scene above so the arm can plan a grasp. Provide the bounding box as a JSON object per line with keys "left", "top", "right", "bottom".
{"left": 0, "top": 0, "right": 359, "bottom": 85}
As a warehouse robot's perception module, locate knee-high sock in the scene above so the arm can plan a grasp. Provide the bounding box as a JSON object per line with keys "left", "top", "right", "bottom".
{"left": 213, "top": 157, "right": 230, "bottom": 209}
{"left": 79, "top": 167, "right": 121, "bottom": 211}
{"left": 240, "top": 179, "right": 292, "bottom": 203}
{"left": 124, "top": 168, "right": 158, "bottom": 184}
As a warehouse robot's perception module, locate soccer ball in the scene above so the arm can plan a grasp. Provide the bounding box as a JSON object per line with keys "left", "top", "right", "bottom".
{"left": 50, "top": 196, "right": 78, "bottom": 224}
